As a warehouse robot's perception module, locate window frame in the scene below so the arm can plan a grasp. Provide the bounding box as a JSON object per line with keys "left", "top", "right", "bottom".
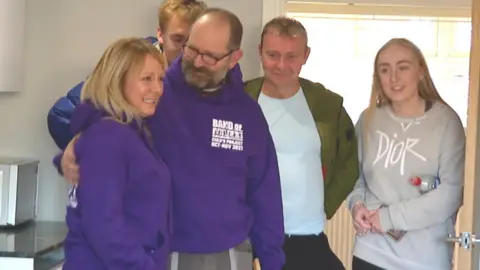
{"left": 285, "top": 5, "right": 472, "bottom": 126}
{"left": 285, "top": 2, "right": 471, "bottom": 18}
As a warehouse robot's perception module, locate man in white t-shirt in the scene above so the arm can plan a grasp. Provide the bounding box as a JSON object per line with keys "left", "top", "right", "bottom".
{"left": 245, "top": 16, "right": 359, "bottom": 270}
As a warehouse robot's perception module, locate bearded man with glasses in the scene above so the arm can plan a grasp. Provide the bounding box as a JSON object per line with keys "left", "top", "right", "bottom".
{"left": 180, "top": 38, "right": 239, "bottom": 90}
{"left": 52, "top": 8, "right": 285, "bottom": 270}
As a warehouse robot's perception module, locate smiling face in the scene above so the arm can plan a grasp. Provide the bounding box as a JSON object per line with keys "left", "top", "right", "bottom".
{"left": 260, "top": 31, "right": 309, "bottom": 89}
{"left": 181, "top": 14, "right": 242, "bottom": 89}
{"left": 123, "top": 54, "right": 165, "bottom": 117}
{"left": 376, "top": 43, "right": 424, "bottom": 106}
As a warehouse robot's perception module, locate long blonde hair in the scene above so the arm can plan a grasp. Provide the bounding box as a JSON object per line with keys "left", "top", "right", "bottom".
{"left": 363, "top": 38, "right": 448, "bottom": 137}
{"left": 80, "top": 37, "right": 166, "bottom": 124}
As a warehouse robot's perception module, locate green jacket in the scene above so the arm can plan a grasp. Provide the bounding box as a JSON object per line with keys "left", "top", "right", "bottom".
{"left": 244, "top": 77, "right": 359, "bottom": 219}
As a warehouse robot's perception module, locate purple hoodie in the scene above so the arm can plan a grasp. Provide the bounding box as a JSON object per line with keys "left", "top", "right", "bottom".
{"left": 148, "top": 58, "right": 285, "bottom": 269}
{"left": 62, "top": 102, "right": 172, "bottom": 270}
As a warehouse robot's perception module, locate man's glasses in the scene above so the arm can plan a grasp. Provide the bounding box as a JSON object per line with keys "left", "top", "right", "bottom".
{"left": 183, "top": 44, "right": 235, "bottom": 66}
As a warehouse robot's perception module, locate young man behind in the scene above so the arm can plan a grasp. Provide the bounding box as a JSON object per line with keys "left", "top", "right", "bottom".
{"left": 245, "top": 17, "right": 359, "bottom": 270}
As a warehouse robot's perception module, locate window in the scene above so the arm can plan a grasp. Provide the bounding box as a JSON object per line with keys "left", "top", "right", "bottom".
{"left": 287, "top": 6, "right": 471, "bottom": 126}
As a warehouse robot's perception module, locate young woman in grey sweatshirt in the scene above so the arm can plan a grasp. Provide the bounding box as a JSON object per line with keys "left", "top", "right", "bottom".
{"left": 347, "top": 38, "right": 466, "bottom": 270}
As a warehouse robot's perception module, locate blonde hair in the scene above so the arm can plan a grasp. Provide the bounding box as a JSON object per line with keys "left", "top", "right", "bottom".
{"left": 80, "top": 37, "right": 166, "bottom": 124}
{"left": 363, "top": 38, "right": 448, "bottom": 136}
{"left": 261, "top": 16, "right": 308, "bottom": 48}
{"left": 158, "top": 0, "right": 207, "bottom": 31}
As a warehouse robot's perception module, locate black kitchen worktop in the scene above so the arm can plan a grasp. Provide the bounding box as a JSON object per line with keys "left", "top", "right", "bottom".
{"left": 0, "top": 221, "right": 67, "bottom": 258}
{"left": 0, "top": 221, "right": 67, "bottom": 269}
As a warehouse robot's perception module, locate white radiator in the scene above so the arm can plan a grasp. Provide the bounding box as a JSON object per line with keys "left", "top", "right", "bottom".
{"left": 324, "top": 202, "right": 356, "bottom": 270}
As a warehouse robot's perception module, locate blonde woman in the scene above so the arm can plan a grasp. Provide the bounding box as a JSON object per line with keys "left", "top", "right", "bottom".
{"left": 62, "top": 38, "right": 170, "bottom": 270}
{"left": 347, "top": 38, "right": 465, "bottom": 270}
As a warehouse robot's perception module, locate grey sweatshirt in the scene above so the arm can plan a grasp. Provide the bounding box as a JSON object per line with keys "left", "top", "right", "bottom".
{"left": 347, "top": 102, "right": 465, "bottom": 270}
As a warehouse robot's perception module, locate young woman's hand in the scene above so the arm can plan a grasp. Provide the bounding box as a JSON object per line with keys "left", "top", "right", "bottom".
{"left": 352, "top": 202, "right": 372, "bottom": 235}
{"left": 367, "top": 209, "right": 385, "bottom": 233}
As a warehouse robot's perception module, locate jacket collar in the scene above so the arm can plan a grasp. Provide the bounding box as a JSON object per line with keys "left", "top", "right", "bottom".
{"left": 246, "top": 77, "right": 320, "bottom": 112}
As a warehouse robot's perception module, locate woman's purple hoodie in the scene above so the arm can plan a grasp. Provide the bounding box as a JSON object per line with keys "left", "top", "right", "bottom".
{"left": 62, "top": 102, "right": 172, "bottom": 270}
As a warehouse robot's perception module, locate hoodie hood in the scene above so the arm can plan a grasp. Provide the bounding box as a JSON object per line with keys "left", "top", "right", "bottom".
{"left": 70, "top": 101, "right": 144, "bottom": 135}
{"left": 70, "top": 102, "right": 108, "bottom": 135}
{"left": 165, "top": 56, "right": 244, "bottom": 103}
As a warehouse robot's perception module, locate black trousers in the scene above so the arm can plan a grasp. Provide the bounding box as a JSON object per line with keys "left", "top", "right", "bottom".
{"left": 282, "top": 233, "right": 344, "bottom": 270}
{"left": 352, "top": 256, "right": 385, "bottom": 270}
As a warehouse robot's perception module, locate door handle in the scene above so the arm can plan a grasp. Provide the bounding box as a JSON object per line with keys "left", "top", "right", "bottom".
{"left": 446, "top": 232, "right": 480, "bottom": 250}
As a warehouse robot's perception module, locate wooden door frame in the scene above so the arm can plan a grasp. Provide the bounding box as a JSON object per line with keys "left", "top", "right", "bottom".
{"left": 456, "top": 0, "right": 480, "bottom": 269}
{"left": 260, "top": 0, "right": 286, "bottom": 76}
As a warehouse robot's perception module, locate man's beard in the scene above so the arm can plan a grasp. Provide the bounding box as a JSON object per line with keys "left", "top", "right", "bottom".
{"left": 182, "top": 59, "right": 228, "bottom": 90}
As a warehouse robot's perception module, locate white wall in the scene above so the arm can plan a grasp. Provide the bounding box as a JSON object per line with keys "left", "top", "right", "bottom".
{"left": 2, "top": 0, "right": 466, "bottom": 222}
{"left": 0, "top": 0, "right": 262, "bottom": 221}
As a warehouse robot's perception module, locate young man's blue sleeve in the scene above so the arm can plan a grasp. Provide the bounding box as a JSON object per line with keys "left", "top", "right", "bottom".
{"left": 47, "top": 81, "right": 83, "bottom": 150}
{"left": 52, "top": 153, "right": 63, "bottom": 176}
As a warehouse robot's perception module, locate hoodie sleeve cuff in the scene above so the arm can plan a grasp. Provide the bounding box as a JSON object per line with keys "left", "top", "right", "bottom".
{"left": 348, "top": 195, "right": 364, "bottom": 210}
{"left": 260, "top": 257, "right": 284, "bottom": 270}
{"left": 379, "top": 206, "right": 394, "bottom": 231}
{"left": 52, "top": 153, "right": 64, "bottom": 176}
